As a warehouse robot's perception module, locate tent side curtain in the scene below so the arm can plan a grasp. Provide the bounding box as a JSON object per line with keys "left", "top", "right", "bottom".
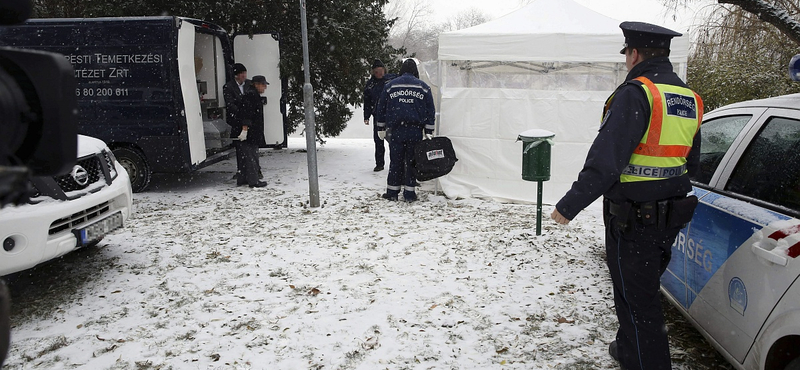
{"left": 437, "top": 88, "right": 610, "bottom": 204}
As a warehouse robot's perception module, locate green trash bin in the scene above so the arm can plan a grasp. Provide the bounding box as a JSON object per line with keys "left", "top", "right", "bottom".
{"left": 518, "top": 129, "right": 555, "bottom": 182}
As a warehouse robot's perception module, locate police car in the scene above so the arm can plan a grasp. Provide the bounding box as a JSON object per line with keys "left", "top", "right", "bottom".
{"left": 660, "top": 93, "right": 800, "bottom": 370}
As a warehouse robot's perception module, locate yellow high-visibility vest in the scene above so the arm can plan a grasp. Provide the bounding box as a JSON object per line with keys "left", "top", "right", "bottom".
{"left": 605, "top": 77, "right": 703, "bottom": 183}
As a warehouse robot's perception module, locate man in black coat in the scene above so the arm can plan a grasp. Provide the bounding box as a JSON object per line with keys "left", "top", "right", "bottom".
{"left": 223, "top": 63, "right": 266, "bottom": 188}
{"left": 363, "top": 59, "right": 397, "bottom": 172}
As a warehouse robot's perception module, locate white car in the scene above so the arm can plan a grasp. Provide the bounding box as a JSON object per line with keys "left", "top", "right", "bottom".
{"left": 661, "top": 93, "right": 800, "bottom": 370}
{"left": 0, "top": 135, "right": 133, "bottom": 276}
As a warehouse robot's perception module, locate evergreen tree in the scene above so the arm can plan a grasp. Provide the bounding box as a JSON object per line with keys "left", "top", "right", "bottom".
{"left": 33, "top": 0, "right": 404, "bottom": 139}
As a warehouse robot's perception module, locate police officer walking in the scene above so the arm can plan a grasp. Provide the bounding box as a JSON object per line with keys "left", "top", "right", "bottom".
{"left": 375, "top": 59, "right": 436, "bottom": 202}
{"left": 551, "top": 22, "right": 703, "bottom": 370}
{"left": 363, "top": 59, "right": 397, "bottom": 172}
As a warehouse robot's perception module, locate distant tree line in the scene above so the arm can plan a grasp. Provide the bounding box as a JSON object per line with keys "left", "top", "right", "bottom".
{"left": 385, "top": 1, "right": 489, "bottom": 61}
{"left": 32, "top": 0, "right": 405, "bottom": 139}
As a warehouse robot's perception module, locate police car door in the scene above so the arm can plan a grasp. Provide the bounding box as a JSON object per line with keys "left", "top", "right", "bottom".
{"left": 233, "top": 34, "right": 286, "bottom": 147}
{"left": 665, "top": 108, "right": 800, "bottom": 364}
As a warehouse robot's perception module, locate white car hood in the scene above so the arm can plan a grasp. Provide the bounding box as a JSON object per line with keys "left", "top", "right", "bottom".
{"left": 77, "top": 134, "right": 109, "bottom": 157}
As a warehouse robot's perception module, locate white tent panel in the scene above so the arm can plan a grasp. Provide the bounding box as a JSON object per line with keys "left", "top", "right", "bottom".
{"left": 437, "top": 88, "right": 609, "bottom": 204}
{"left": 433, "top": 0, "right": 690, "bottom": 205}
{"left": 440, "top": 33, "right": 627, "bottom": 63}
{"left": 439, "top": 0, "right": 622, "bottom": 62}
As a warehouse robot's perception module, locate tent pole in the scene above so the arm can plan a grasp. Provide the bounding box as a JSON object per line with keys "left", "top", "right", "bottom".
{"left": 434, "top": 59, "right": 445, "bottom": 197}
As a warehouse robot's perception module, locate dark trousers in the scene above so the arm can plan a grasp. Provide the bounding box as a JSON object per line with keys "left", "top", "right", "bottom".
{"left": 235, "top": 140, "right": 260, "bottom": 186}
{"left": 373, "top": 124, "right": 386, "bottom": 167}
{"left": 386, "top": 126, "right": 422, "bottom": 196}
{"left": 604, "top": 200, "right": 679, "bottom": 370}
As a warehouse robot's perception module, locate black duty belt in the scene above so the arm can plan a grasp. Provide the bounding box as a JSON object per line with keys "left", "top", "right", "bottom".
{"left": 606, "top": 196, "right": 698, "bottom": 230}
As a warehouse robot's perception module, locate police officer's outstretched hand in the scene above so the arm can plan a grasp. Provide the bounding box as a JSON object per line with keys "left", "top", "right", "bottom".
{"left": 551, "top": 209, "right": 570, "bottom": 225}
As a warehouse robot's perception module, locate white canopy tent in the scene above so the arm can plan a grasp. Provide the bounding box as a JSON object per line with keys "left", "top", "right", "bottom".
{"left": 430, "top": 0, "right": 689, "bottom": 205}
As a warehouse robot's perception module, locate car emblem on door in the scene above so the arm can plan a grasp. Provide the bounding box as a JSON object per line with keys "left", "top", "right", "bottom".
{"left": 71, "top": 165, "right": 89, "bottom": 186}
{"left": 728, "top": 277, "right": 747, "bottom": 315}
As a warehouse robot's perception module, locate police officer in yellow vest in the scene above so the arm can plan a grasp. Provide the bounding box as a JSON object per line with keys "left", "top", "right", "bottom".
{"left": 551, "top": 22, "right": 702, "bottom": 370}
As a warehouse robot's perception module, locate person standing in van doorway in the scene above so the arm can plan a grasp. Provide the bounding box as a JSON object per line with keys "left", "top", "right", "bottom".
{"left": 551, "top": 22, "right": 703, "bottom": 370}
{"left": 363, "top": 59, "right": 396, "bottom": 172}
{"left": 224, "top": 63, "right": 266, "bottom": 188}
{"left": 238, "top": 75, "right": 269, "bottom": 188}
{"left": 375, "top": 58, "right": 435, "bottom": 202}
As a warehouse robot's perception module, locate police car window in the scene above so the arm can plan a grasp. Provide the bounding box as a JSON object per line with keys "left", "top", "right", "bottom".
{"left": 725, "top": 116, "right": 800, "bottom": 213}
{"left": 692, "top": 115, "right": 752, "bottom": 185}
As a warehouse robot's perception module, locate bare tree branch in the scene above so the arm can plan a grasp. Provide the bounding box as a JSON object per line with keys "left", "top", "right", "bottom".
{"left": 719, "top": 0, "right": 800, "bottom": 45}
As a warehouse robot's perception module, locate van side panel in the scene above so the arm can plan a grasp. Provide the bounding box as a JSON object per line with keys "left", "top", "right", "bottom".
{"left": 0, "top": 17, "right": 193, "bottom": 173}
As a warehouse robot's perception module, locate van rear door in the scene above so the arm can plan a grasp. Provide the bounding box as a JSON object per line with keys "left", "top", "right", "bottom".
{"left": 233, "top": 34, "right": 286, "bottom": 147}
{"left": 177, "top": 21, "right": 207, "bottom": 165}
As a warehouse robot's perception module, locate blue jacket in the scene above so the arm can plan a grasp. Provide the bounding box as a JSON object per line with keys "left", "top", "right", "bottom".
{"left": 363, "top": 73, "right": 397, "bottom": 121}
{"left": 375, "top": 73, "right": 436, "bottom": 132}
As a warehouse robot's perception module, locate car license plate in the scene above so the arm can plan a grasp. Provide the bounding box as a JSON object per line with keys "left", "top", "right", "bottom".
{"left": 74, "top": 212, "right": 123, "bottom": 246}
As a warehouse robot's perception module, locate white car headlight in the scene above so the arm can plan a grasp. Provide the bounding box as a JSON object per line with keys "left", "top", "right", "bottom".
{"left": 102, "top": 150, "right": 118, "bottom": 180}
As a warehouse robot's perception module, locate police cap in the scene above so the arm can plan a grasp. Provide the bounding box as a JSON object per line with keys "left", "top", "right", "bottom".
{"left": 619, "top": 21, "right": 682, "bottom": 54}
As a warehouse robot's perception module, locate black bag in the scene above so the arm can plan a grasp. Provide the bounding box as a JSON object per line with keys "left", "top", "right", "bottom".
{"left": 413, "top": 136, "right": 458, "bottom": 181}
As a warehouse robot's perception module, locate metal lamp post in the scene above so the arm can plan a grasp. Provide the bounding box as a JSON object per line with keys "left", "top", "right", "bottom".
{"left": 299, "top": 0, "right": 320, "bottom": 208}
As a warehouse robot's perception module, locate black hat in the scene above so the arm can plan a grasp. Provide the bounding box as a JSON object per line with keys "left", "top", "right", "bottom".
{"left": 371, "top": 59, "right": 385, "bottom": 70}
{"left": 251, "top": 75, "right": 269, "bottom": 85}
{"left": 399, "top": 59, "right": 419, "bottom": 78}
{"left": 233, "top": 63, "right": 247, "bottom": 75}
{"left": 619, "top": 21, "right": 682, "bottom": 54}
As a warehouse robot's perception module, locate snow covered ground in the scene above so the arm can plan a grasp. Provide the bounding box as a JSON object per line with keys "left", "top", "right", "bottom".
{"left": 2, "top": 138, "right": 729, "bottom": 369}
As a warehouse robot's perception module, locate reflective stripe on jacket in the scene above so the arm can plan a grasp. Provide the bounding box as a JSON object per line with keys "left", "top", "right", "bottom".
{"left": 608, "top": 76, "right": 703, "bottom": 183}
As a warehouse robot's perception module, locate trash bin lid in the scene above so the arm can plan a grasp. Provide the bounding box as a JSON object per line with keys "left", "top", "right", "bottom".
{"left": 518, "top": 129, "right": 555, "bottom": 141}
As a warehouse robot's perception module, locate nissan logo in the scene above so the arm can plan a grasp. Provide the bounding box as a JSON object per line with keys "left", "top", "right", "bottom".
{"left": 71, "top": 165, "right": 89, "bottom": 186}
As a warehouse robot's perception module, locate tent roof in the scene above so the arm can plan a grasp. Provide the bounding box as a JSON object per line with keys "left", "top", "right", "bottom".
{"left": 438, "top": 0, "right": 688, "bottom": 63}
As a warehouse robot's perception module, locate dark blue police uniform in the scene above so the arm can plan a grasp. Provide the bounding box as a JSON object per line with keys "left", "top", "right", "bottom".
{"left": 375, "top": 59, "right": 436, "bottom": 201}
{"left": 554, "top": 22, "right": 702, "bottom": 370}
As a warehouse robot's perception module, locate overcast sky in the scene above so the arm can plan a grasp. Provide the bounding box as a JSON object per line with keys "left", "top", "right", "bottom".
{"left": 430, "top": 0, "right": 712, "bottom": 33}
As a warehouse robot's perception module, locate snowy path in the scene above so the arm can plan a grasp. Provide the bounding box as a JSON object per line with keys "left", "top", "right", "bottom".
{"left": 3, "top": 138, "right": 728, "bottom": 369}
